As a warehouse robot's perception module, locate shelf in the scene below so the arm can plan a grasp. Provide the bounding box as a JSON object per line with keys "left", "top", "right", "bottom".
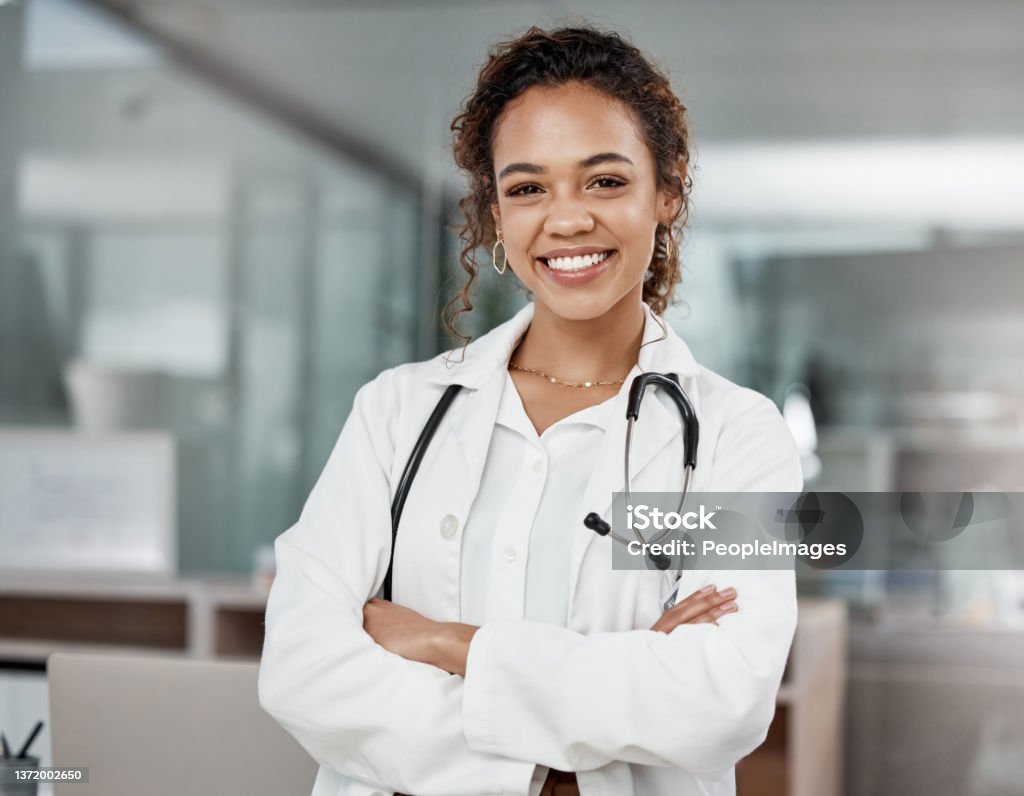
{"left": 738, "top": 704, "right": 789, "bottom": 796}
{"left": 0, "top": 594, "right": 188, "bottom": 651}
{"left": 740, "top": 598, "right": 847, "bottom": 796}
{"left": 0, "top": 574, "right": 269, "bottom": 666}
{"left": 0, "top": 638, "right": 192, "bottom": 664}
{"left": 213, "top": 606, "right": 266, "bottom": 658}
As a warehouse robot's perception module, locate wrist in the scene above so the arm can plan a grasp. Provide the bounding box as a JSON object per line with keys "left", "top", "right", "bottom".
{"left": 433, "top": 622, "right": 478, "bottom": 676}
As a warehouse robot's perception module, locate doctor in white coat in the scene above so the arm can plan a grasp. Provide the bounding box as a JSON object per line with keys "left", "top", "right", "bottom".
{"left": 259, "top": 25, "right": 803, "bottom": 796}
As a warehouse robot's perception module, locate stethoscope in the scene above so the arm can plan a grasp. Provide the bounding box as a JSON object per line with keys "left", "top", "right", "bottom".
{"left": 382, "top": 372, "right": 699, "bottom": 601}
{"left": 582, "top": 372, "right": 698, "bottom": 572}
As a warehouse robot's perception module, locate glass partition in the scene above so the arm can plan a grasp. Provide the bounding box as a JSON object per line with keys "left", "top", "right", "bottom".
{"left": 2, "top": 0, "right": 428, "bottom": 573}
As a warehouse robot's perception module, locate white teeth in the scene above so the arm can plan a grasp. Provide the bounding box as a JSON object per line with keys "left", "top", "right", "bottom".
{"left": 545, "top": 251, "right": 612, "bottom": 271}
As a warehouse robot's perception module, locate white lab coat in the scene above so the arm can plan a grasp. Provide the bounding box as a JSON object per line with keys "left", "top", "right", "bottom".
{"left": 258, "top": 301, "right": 804, "bottom": 796}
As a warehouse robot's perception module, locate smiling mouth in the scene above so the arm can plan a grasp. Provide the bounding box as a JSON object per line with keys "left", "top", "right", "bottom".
{"left": 538, "top": 250, "right": 616, "bottom": 272}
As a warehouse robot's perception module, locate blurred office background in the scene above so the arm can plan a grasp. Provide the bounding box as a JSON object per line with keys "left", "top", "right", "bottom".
{"left": 1, "top": 1, "right": 1023, "bottom": 795}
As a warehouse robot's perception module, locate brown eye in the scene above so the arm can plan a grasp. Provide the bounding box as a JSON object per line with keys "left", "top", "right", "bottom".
{"left": 506, "top": 184, "right": 542, "bottom": 197}
{"left": 591, "top": 177, "right": 627, "bottom": 189}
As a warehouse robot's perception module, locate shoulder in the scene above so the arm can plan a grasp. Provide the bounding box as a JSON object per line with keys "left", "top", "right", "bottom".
{"left": 686, "top": 365, "right": 803, "bottom": 492}
{"left": 346, "top": 332, "right": 494, "bottom": 455}
{"left": 652, "top": 310, "right": 785, "bottom": 436}
{"left": 694, "top": 366, "right": 786, "bottom": 432}
{"left": 353, "top": 345, "right": 474, "bottom": 415}
{"left": 349, "top": 355, "right": 451, "bottom": 442}
{"left": 353, "top": 305, "right": 530, "bottom": 415}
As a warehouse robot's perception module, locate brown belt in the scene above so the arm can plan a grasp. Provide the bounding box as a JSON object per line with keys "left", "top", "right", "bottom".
{"left": 539, "top": 768, "right": 580, "bottom": 796}
{"left": 395, "top": 767, "right": 578, "bottom": 796}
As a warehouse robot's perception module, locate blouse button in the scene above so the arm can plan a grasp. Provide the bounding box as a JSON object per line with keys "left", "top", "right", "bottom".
{"left": 503, "top": 546, "right": 518, "bottom": 563}
{"left": 439, "top": 514, "right": 459, "bottom": 539}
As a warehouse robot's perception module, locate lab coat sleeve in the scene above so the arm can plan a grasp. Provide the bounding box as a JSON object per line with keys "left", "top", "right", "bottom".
{"left": 258, "top": 371, "right": 538, "bottom": 796}
{"left": 461, "top": 391, "right": 803, "bottom": 777}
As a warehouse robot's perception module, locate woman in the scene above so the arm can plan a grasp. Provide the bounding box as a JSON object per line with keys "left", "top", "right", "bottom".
{"left": 259, "top": 25, "right": 803, "bottom": 796}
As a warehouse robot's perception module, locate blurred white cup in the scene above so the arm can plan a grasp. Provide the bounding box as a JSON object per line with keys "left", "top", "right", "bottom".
{"left": 64, "top": 360, "right": 167, "bottom": 430}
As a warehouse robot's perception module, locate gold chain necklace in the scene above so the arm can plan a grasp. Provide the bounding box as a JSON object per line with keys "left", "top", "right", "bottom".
{"left": 509, "top": 361, "right": 627, "bottom": 389}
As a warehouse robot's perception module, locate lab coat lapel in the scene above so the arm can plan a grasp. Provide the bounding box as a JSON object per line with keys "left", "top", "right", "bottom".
{"left": 427, "top": 302, "right": 535, "bottom": 511}
{"left": 396, "top": 358, "right": 506, "bottom": 616}
{"left": 447, "top": 366, "right": 506, "bottom": 506}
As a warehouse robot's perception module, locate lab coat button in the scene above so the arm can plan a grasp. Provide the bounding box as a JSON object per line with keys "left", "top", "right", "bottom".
{"left": 503, "top": 546, "right": 518, "bottom": 562}
{"left": 532, "top": 458, "right": 544, "bottom": 474}
{"left": 439, "top": 514, "right": 459, "bottom": 539}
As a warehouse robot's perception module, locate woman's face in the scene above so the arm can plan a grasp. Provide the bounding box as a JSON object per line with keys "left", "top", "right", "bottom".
{"left": 490, "top": 81, "right": 680, "bottom": 322}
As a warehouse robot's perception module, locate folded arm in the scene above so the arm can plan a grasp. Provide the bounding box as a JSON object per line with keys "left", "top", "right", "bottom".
{"left": 258, "top": 373, "right": 538, "bottom": 795}
{"left": 460, "top": 391, "right": 804, "bottom": 777}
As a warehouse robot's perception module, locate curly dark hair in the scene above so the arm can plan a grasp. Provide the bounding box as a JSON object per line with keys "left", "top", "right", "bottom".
{"left": 444, "top": 24, "right": 694, "bottom": 346}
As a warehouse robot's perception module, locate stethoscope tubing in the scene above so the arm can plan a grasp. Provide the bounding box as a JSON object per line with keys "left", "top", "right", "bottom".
{"left": 385, "top": 372, "right": 699, "bottom": 599}
{"left": 584, "top": 372, "right": 699, "bottom": 573}
{"left": 622, "top": 417, "right": 693, "bottom": 547}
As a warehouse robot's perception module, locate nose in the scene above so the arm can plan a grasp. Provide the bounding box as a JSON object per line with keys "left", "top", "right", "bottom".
{"left": 543, "top": 192, "right": 595, "bottom": 237}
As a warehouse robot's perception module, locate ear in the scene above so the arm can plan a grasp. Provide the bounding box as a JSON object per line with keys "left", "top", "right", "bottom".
{"left": 490, "top": 203, "right": 501, "bottom": 233}
{"left": 657, "top": 157, "right": 687, "bottom": 225}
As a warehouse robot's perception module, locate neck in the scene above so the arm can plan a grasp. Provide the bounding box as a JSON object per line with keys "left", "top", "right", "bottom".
{"left": 513, "top": 293, "right": 646, "bottom": 383}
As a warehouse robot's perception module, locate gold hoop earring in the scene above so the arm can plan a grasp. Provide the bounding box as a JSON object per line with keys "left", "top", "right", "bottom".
{"left": 657, "top": 225, "right": 677, "bottom": 263}
{"left": 492, "top": 231, "right": 508, "bottom": 275}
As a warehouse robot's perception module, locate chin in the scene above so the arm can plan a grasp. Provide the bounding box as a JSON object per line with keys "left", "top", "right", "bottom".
{"left": 532, "top": 287, "right": 628, "bottom": 323}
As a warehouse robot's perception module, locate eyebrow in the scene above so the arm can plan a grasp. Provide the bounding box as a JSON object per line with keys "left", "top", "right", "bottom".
{"left": 497, "top": 152, "right": 635, "bottom": 180}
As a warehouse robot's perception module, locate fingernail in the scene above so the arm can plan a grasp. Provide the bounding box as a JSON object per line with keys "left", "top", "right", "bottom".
{"left": 720, "top": 587, "right": 736, "bottom": 598}
{"left": 699, "top": 584, "right": 716, "bottom": 594}
{"left": 721, "top": 601, "right": 737, "bottom": 611}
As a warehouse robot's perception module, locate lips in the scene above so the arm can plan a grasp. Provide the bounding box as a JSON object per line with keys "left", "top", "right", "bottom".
{"left": 539, "top": 249, "right": 616, "bottom": 272}
{"left": 537, "top": 249, "right": 617, "bottom": 287}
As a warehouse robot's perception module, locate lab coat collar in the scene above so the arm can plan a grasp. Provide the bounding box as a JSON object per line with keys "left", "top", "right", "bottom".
{"left": 429, "top": 300, "right": 700, "bottom": 389}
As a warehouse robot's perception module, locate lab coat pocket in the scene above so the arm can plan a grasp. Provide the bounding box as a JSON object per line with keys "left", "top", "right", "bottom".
{"left": 659, "top": 569, "right": 685, "bottom": 611}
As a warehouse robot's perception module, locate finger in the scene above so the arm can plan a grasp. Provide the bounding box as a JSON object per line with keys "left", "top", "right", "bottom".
{"left": 679, "top": 599, "right": 739, "bottom": 627}
{"left": 650, "top": 594, "right": 713, "bottom": 632}
{"left": 667, "top": 587, "right": 736, "bottom": 624}
{"left": 654, "top": 598, "right": 738, "bottom": 632}
{"left": 667, "top": 586, "right": 720, "bottom": 619}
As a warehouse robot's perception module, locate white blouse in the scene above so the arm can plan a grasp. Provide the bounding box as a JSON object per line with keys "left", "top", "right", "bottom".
{"left": 460, "top": 372, "right": 617, "bottom": 629}
{"left": 459, "top": 372, "right": 618, "bottom": 794}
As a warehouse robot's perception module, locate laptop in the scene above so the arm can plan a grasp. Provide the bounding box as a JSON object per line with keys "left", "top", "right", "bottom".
{"left": 48, "top": 652, "right": 318, "bottom": 796}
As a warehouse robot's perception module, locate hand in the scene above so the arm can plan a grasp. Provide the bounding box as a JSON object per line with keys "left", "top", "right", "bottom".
{"left": 650, "top": 584, "right": 738, "bottom": 634}
{"left": 363, "top": 598, "right": 442, "bottom": 666}
{"left": 362, "top": 599, "right": 478, "bottom": 676}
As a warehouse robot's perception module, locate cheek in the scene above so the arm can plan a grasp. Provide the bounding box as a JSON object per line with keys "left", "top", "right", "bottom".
{"left": 616, "top": 197, "right": 659, "bottom": 234}
{"left": 499, "top": 212, "right": 542, "bottom": 264}
{"left": 611, "top": 206, "right": 657, "bottom": 264}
